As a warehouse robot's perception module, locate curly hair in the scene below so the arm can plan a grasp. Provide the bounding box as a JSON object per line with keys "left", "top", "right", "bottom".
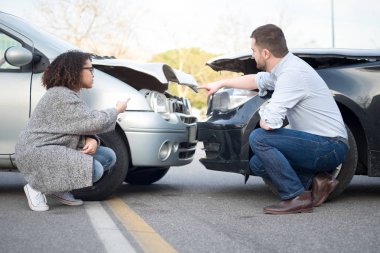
{"left": 42, "top": 50, "right": 92, "bottom": 90}
{"left": 250, "top": 24, "right": 289, "bottom": 58}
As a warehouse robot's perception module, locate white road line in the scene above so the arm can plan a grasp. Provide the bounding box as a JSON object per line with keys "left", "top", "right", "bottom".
{"left": 84, "top": 201, "right": 137, "bottom": 253}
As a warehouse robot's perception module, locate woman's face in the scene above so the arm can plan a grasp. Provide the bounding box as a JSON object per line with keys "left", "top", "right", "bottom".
{"left": 80, "top": 59, "right": 94, "bottom": 89}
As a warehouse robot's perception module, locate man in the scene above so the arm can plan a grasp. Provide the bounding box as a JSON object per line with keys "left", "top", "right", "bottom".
{"left": 199, "top": 24, "right": 348, "bottom": 214}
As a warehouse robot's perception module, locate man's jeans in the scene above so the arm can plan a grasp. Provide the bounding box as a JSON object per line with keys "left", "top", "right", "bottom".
{"left": 91, "top": 146, "right": 117, "bottom": 182}
{"left": 249, "top": 128, "right": 348, "bottom": 200}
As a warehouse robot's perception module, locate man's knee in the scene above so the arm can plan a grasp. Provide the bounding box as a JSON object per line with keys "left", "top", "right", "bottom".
{"left": 249, "top": 128, "right": 266, "bottom": 149}
{"left": 249, "top": 155, "right": 267, "bottom": 177}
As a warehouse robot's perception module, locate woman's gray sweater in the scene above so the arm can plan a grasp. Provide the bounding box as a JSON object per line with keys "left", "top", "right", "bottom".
{"left": 15, "top": 86, "right": 118, "bottom": 193}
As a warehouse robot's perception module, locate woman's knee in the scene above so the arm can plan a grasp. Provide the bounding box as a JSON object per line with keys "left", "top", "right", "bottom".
{"left": 105, "top": 147, "right": 117, "bottom": 169}
{"left": 97, "top": 146, "right": 117, "bottom": 169}
{"left": 92, "top": 159, "right": 104, "bottom": 182}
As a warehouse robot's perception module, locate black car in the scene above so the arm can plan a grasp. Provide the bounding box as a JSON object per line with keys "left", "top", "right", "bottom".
{"left": 197, "top": 48, "right": 380, "bottom": 199}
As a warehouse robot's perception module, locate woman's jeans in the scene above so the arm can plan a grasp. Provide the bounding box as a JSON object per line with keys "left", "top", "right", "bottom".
{"left": 91, "top": 146, "right": 117, "bottom": 182}
{"left": 249, "top": 128, "right": 348, "bottom": 200}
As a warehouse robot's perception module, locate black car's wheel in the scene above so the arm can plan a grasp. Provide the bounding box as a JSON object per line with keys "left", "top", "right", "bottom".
{"left": 328, "top": 126, "right": 357, "bottom": 199}
{"left": 73, "top": 128, "right": 129, "bottom": 201}
{"left": 263, "top": 125, "right": 358, "bottom": 200}
{"left": 125, "top": 167, "right": 169, "bottom": 185}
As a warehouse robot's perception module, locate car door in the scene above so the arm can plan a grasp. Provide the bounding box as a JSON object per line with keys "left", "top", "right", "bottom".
{"left": 0, "top": 29, "right": 32, "bottom": 166}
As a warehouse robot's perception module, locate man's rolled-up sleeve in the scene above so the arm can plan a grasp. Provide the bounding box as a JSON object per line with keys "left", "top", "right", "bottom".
{"left": 259, "top": 72, "right": 307, "bottom": 129}
{"left": 255, "top": 72, "right": 276, "bottom": 97}
{"left": 259, "top": 103, "right": 284, "bottom": 129}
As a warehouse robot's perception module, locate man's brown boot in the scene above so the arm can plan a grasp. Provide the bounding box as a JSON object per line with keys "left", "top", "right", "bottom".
{"left": 312, "top": 173, "right": 339, "bottom": 207}
{"left": 263, "top": 191, "right": 313, "bottom": 214}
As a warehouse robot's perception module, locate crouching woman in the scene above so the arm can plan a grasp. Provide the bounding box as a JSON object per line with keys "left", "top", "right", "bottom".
{"left": 15, "top": 50, "right": 129, "bottom": 211}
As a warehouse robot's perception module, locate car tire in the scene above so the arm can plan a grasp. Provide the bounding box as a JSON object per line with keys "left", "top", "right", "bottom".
{"left": 72, "top": 128, "right": 129, "bottom": 201}
{"left": 262, "top": 125, "right": 357, "bottom": 200}
{"left": 328, "top": 125, "right": 358, "bottom": 199}
{"left": 125, "top": 167, "right": 169, "bottom": 185}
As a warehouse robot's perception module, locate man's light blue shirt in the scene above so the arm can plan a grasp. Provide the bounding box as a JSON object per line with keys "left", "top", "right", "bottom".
{"left": 256, "top": 52, "right": 347, "bottom": 139}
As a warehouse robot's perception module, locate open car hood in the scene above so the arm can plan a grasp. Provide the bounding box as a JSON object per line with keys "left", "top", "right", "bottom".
{"left": 93, "top": 58, "right": 198, "bottom": 93}
{"left": 207, "top": 48, "right": 380, "bottom": 74}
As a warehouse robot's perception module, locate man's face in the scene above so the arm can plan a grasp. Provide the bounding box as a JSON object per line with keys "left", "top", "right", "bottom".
{"left": 251, "top": 38, "right": 267, "bottom": 71}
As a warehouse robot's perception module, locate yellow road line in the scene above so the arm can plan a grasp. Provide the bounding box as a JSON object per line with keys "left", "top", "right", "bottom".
{"left": 106, "top": 197, "right": 177, "bottom": 253}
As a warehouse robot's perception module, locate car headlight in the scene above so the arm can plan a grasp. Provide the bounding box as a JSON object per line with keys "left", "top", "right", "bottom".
{"left": 209, "top": 88, "right": 257, "bottom": 112}
{"left": 140, "top": 89, "right": 170, "bottom": 119}
{"left": 182, "top": 97, "right": 192, "bottom": 114}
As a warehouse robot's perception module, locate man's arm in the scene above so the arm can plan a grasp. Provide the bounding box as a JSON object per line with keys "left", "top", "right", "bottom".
{"left": 198, "top": 74, "right": 257, "bottom": 95}
{"left": 260, "top": 119, "right": 273, "bottom": 130}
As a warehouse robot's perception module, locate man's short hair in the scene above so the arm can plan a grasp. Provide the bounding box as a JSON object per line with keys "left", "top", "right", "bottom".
{"left": 250, "top": 24, "right": 289, "bottom": 58}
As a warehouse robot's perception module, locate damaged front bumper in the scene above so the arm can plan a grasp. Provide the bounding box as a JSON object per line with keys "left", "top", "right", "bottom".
{"left": 197, "top": 93, "right": 268, "bottom": 175}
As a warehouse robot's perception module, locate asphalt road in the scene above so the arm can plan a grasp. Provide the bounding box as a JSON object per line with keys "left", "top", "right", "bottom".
{"left": 1, "top": 144, "right": 380, "bottom": 253}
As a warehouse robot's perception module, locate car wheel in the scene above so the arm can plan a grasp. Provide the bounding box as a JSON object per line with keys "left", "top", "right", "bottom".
{"left": 125, "top": 167, "right": 169, "bottom": 185}
{"left": 263, "top": 125, "right": 357, "bottom": 200}
{"left": 72, "top": 128, "right": 129, "bottom": 201}
{"left": 328, "top": 125, "right": 357, "bottom": 199}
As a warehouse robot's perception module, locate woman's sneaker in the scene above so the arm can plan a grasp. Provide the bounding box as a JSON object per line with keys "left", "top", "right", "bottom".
{"left": 24, "top": 184, "right": 49, "bottom": 211}
{"left": 52, "top": 192, "right": 83, "bottom": 206}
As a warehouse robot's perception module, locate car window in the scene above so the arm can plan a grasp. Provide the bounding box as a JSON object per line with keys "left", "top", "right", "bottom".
{"left": 0, "top": 32, "right": 21, "bottom": 70}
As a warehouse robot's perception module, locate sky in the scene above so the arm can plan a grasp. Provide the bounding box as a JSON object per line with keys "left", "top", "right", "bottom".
{"left": 1, "top": 0, "right": 380, "bottom": 60}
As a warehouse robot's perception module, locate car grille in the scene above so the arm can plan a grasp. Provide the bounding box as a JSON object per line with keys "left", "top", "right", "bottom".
{"left": 179, "top": 142, "right": 197, "bottom": 159}
{"left": 180, "top": 115, "right": 197, "bottom": 124}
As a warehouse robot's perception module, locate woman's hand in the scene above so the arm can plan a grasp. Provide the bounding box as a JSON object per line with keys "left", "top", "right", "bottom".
{"left": 81, "top": 137, "right": 98, "bottom": 154}
{"left": 116, "top": 98, "right": 130, "bottom": 113}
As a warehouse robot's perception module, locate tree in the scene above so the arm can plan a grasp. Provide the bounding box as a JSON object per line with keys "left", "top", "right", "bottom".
{"left": 150, "top": 47, "right": 238, "bottom": 109}
{"left": 35, "top": 0, "right": 142, "bottom": 58}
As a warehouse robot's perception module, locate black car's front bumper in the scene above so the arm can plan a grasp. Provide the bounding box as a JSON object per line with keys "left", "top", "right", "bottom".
{"left": 197, "top": 121, "right": 250, "bottom": 174}
{"left": 197, "top": 95, "right": 266, "bottom": 174}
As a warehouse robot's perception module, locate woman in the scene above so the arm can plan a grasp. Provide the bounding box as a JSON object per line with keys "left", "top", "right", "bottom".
{"left": 15, "top": 50, "right": 129, "bottom": 211}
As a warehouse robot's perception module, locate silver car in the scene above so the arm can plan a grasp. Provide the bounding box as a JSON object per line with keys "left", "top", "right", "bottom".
{"left": 0, "top": 12, "right": 198, "bottom": 200}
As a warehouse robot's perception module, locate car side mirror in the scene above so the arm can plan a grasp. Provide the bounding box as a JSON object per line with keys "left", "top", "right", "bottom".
{"left": 4, "top": 46, "right": 33, "bottom": 67}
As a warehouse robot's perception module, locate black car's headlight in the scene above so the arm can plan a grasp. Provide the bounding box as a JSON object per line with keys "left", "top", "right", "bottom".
{"left": 209, "top": 88, "right": 257, "bottom": 112}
